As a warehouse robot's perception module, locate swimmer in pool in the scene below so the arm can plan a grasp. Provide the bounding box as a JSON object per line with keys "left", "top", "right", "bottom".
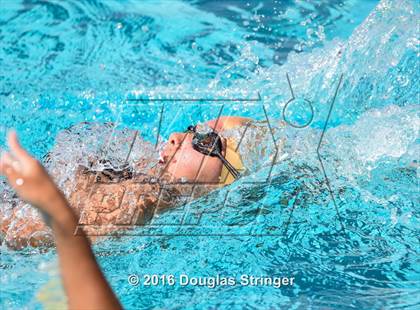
{"left": 0, "top": 116, "right": 261, "bottom": 308}
{"left": 1, "top": 116, "right": 258, "bottom": 248}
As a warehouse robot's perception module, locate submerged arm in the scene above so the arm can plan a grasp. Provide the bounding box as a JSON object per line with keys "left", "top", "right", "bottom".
{"left": 0, "top": 131, "right": 122, "bottom": 310}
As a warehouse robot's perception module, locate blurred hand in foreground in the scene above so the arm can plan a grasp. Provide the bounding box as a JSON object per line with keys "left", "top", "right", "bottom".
{"left": 0, "top": 131, "right": 65, "bottom": 218}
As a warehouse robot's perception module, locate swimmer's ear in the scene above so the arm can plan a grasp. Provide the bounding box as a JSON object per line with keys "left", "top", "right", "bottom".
{"left": 7, "top": 130, "right": 32, "bottom": 162}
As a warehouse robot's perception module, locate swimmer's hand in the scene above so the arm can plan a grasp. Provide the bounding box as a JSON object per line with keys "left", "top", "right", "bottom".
{"left": 1, "top": 130, "right": 122, "bottom": 309}
{"left": 0, "top": 131, "right": 64, "bottom": 218}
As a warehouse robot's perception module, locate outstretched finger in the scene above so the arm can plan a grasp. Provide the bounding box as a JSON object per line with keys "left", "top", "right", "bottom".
{"left": 0, "top": 151, "right": 12, "bottom": 171}
{"left": 7, "top": 131, "right": 32, "bottom": 162}
{"left": 0, "top": 152, "right": 19, "bottom": 182}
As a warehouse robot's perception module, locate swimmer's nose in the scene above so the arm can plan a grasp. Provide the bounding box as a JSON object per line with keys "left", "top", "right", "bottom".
{"left": 159, "top": 133, "right": 185, "bottom": 163}
{"left": 158, "top": 154, "right": 167, "bottom": 164}
{"left": 168, "top": 132, "right": 184, "bottom": 146}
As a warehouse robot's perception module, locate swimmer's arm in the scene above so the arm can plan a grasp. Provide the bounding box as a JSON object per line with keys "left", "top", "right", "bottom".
{"left": 205, "top": 116, "right": 252, "bottom": 132}
{"left": 50, "top": 199, "right": 122, "bottom": 310}
{"left": 0, "top": 131, "right": 122, "bottom": 310}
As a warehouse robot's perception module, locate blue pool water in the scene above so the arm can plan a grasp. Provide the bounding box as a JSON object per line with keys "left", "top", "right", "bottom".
{"left": 1, "top": 0, "right": 419, "bottom": 309}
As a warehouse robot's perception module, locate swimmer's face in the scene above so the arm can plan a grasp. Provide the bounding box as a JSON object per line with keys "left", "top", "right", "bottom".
{"left": 159, "top": 132, "right": 223, "bottom": 183}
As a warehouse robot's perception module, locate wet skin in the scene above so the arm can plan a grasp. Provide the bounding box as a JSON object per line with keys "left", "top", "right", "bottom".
{"left": 1, "top": 117, "right": 251, "bottom": 248}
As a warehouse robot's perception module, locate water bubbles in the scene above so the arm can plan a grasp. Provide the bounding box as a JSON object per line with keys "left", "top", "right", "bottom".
{"left": 396, "top": 75, "right": 409, "bottom": 87}
{"left": 81, "top": 90, "right": 95, "bottom": 99}
{"left": 306, "top": 28, "right": 314, "bottom": 37}
{"left": 406, "top": 37, "right": 419, "bottom": 50}
{"left": 317, "top": 25, "right": 326, "bottom": 41}
{"left": 294, "top": 43, "right": 303, "bottom": 52}
{"left": 300, "top": 18, "right": 311, "bottom": 26}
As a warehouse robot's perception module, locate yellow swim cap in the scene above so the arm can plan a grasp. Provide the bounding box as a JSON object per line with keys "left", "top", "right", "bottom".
{"left": 219, "top": 137, "right": 244, "bottom": 185}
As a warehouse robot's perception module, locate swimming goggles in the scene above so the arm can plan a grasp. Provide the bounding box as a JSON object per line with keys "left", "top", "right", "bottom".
{"left": 185, "top": 125, "right": 240, "bottom": 179}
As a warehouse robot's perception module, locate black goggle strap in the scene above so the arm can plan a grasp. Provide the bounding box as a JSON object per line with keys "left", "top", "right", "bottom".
{"left": 216, "top": 152, "right": 240, "bottom": 179}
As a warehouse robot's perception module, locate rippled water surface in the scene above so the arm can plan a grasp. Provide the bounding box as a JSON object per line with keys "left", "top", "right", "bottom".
{"left": 1, "top": 0, "right": 419, "bottom": 309}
